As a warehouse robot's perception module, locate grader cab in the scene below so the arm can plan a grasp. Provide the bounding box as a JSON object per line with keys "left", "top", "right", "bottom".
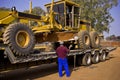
{"left": 45, "top": 0, "right": 80, "bottom": 28}
{"left": 0, "top": 0, "right": 100, "bottom": 56}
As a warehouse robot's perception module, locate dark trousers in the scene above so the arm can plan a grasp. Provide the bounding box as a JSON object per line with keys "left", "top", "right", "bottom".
{"left": 58, "top": 58, "right": 70, "bottom": 77}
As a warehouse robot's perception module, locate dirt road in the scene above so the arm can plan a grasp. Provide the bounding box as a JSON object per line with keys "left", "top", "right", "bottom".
{"left": 0, "top": 47, "right": 120, "bottom": 80}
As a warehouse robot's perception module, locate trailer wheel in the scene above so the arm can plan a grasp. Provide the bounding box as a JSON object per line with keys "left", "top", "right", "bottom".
{"left": 90, "top": 31, "right": 100, "bottom": 48}
{"left": 78, "top": 30, "right": 91, "bottom": 49}
{"left": 3, "top": 23, "right": 35, "bottom": 56}
{"left": 100, "top": 51, "right": 106, "bottom": 61}
{"left": 82, "top": 53, "right": 91, "bottom": 66}
{"left": 92, "top": 52, "right": 99, "bottom": 64}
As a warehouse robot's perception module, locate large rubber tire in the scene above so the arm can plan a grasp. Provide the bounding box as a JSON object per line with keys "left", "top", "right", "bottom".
{"left": 92, "top": 52, "right": 99, "bottom": 64}
{"left": 90, "top": 31, "right": 100, "bottom": 48}
{"left": 78, "top": 30, "right": 91, "bottom": 49}
{"left": 82, "top": 53, "right": 92, "bottom": 66}
{"left": 3, "top": 23, "right": 35, "bottom": 56}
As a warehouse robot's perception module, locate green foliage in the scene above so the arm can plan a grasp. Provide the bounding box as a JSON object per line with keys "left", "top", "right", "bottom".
{"left": 24, "top": 7, "right": 45, "bottom": 16}
{"left": 106, "top": 35, "right": 120, "bottom": 41}
{"left": 24, "top": 7, "right": 45, "bottom": 26}
{"left": 0, "top": 7, "right": 10, "bottom": 11}
{"left": 72, "top": 0, "right": 118, "bottom": 33}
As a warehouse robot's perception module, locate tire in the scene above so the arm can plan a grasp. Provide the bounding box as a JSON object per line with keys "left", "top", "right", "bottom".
{"left": 90, "top": 31, "right": 100, "bottom": 48}
{"left": 82, "top": 53, "right": 91, "bottom": 66}
{"left": 100, "top": 51, "right": 106, "bottom": 61}
{"left": 78, "top": 30, "right": 91, "bottom": 49}
{"left": 92, "top": 52, "right": 99, "bottom": 64}
{"left": 3, "top": 23, "right": 35, "bottom": 56}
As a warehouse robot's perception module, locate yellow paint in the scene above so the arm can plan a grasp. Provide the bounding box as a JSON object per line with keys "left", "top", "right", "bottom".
{"left": 0, "top": 11, "right": 16, "bottom": 24}
{"left": 0, "top": 0, "right": 95, "bottom": 44}
{"left": 16, "top": 30, "right": 30, "bottom": 48}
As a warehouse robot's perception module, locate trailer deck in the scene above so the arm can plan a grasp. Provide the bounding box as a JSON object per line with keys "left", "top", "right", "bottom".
{"left": 4, "top": 46, "right": 116, "bottom": 64}
{"left": 0, "top": 44, "right": 116, "bottom": 72}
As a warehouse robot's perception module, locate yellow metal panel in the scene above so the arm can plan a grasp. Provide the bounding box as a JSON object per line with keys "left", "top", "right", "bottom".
{"left": 80, "top": 24, "right": 87, "bottom": 30}
{"left": 65, "top": 0, "right": 79, "bottom": 7}
{"left": 34, "top": 30, "right": 50, "bottom": 33}
{"left": 45, "top": 0, "right": 79, "bottom": 7}
{"left": 0, "top": 11, "right": 16, "bottom": 24}
{"left": 0, "top": 15, "right": 15, "bottom": 24}
{"left": 45, "top": 0, "right": 64, "bottom": 7}
{"left": 20, "top": 19, "right": 29, "bottom": 24}
{"left": 0, "top": 11, "right": 10, "bottom": 20}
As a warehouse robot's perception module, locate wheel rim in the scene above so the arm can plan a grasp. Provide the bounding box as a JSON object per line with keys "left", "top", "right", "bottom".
{"left": 87, "top": 56, "right": 91, "bottom": 64}
{"left": 84, "top": 35, "right": 90, "bottom": 45}
{"left": 95, "top": 54, "right": 99, "bottom": 62}
{"left": 16, "top": 30, "right": 30, "bottom": 48}
{"left": 102, "top": 53, "right": 106, "bottom": 60}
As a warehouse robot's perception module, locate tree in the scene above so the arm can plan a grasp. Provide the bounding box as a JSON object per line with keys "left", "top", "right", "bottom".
{"left": 117, "top": 36, "right": 120, "bottom": 41}
{"left": 72, "top": 0, "right": 118, "bottom": 33}
{"left": 0, "top": 7, "right": 10, "bottom": 11}
{"left": 106, "top": 34, "right": 117, "bottom": 40}
{"left": 24, "top": 7, "right": 45, "bottom": 16}
{"left": 24, "top": 7, "right": 45, "bottom": 26}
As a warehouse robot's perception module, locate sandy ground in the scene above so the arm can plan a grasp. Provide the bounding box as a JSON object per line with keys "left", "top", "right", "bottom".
{"left": 0, "top": 47, "right": 120, "bottom": 80}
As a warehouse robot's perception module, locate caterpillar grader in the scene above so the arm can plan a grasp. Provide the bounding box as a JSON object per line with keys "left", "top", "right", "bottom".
{"left": 0, "top": 0, "right": 100, "bottom": 56}
{"left": 0, "top": 0, "right": 115, "bottom": 72}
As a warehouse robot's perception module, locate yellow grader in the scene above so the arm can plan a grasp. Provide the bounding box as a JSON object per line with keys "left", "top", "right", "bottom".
{"left": 0, "top": 0, "right": 100, "bottom": 56}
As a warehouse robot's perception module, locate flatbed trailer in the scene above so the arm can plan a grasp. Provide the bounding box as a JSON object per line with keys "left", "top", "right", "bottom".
{"left": 0, "top": 44, "right": 116, "bottom": 72}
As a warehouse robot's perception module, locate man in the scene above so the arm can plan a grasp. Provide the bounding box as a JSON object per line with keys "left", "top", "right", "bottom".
{"left": 56, "top": 41, "right": 72, "bottom": 77}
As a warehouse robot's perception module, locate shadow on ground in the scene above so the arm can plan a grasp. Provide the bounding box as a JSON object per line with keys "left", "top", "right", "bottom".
{"left": 0, "top": 55, "right": 115, "bottom": 80}
{"left": 0, "top": 63, "right": 75, "bottom": 80}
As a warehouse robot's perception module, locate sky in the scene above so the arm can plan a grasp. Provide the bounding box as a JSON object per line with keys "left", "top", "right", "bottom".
{"left": 0, "top": 0, "right": 120, "bottom": 38}
{"left": 104, "top": 0, "right": 120, "bottom": 37}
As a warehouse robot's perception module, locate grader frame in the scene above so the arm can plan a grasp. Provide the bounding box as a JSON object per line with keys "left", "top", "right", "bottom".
{"left": 0, "top": 0, "right": 100, "bottom": 56}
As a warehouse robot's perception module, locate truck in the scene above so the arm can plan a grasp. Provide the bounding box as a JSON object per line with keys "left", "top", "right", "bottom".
{"left": 0, "top": 0, "right": 116, "bottom": 72}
